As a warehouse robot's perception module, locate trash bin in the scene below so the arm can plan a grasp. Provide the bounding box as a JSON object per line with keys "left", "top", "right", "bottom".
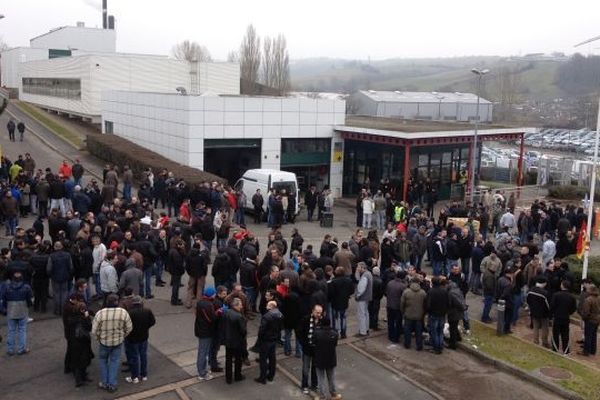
{"left": 320, "top": 212, "right": 334, "bottom": 228}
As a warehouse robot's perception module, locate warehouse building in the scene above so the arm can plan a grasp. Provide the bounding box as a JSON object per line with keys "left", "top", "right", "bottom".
{"left": 101, "top": 91, "right": 346, "bottom": 194}
{"left": 1, "top": 22, "right": 240, "bottom": 123}
{"left": 350, "top": 90, "right": 493, "bottom": 122}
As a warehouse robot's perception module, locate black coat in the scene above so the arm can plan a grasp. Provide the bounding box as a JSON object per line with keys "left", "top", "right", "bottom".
{"left": 63, "top": 307, "right": 93, "bottom": 371}
{"left": 527, "top": 286, "right": 550, "bottom": 319}
{"left": 282, "top": 290, "right": 302, "bottom": 330}
{"left": 371, "top": 276, "right": 384, "bottom": 301}
{"left": 328, "top": 276, "right": 353, "bottom": 311}
{"left": 224, "top": 309, "right": 247, "bottom": 349}
{"left": 212, "top": 252, "right": 231, "bottom": 283}
{"left": 258, "top": 308, "right": 283, "bottom": 343}
{"left": 551, "top": 290, "right": 577, "bottom": 323}
{"left": 195, "top": 298, "right": 217, "bottom": 338}
{"left": 128, "top": 306, "right": 156, "bottom": 343}
{"left": 313, "top": 325, "right": 338, "bottom": 369}
{"left": 425, "top": 286, "right": 449, "bottom": 317}
{"left": 167, "top": 248, "right": 185, "bottom": 276}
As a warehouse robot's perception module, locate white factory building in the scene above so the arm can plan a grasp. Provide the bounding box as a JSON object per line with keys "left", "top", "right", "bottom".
{"left": 350, "top": 90, "right": 493, "bottom": 122}
{"left": 102, "top": 92, "right": 346, "bottom": 195}
{"left": 1, "top": 23, "right": 240, "bottom": 123}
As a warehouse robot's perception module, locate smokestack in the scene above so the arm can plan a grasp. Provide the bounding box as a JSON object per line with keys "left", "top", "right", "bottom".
{"left": 102, "top": 0, "right": 107, "bottom": 29}
{"left": 108, "top": 15, "right": 115, "bottom": 30}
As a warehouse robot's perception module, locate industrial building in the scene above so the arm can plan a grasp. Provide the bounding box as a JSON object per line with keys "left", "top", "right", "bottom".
{"left": 101, "top": 91, "right": 346, "bottom": 195}
{"left": 1, "top": 17, "right": 239, "bottom": 122}
{"left": 350, "top": 90, "right": 493, "bottom": 122}
{"left": 336, "top": 116, "right": 529, "bottom": 199}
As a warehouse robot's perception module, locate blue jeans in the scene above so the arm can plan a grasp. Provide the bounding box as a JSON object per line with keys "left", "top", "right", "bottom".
{"left": 404, "top": 319, "right": 423, "bottom": 350}
{"left": 432, "top": 260, "right": 445, "bottom": 276}
{"left": 93, "top": 272, "right": 101, "bottom": 297}
{"left": 4, "top": 216, "right": 17, "bottom": 235}
{"left": 98, "top": 343, "right": 122, "bottom": 388}
{"left": 123, "top": 183, "right": 132, "bottom": 201}
{"left": 217, "top": 238, "right": 227, "bottom": 251}
{"left": 243, "top": 286, "right": 257, "bottom": 312}
{"left": 125, "top": 339, "right": 148, "bottom": 378}
{"left": 155, "top": 259, "right": 164, "bottom": 284}
{"left": 482, "top": 295, "right": 494, "bottom": 321}
{"left": 143, "top": 266, "right": 153, "bottom": 297}
{"left": 376, "top": 210, "right": 386, "bottom": 230}
{"left": 235, "top": 208, "right": 245, "bottom": 226}
{"left": 197, "top": 337, "right": 212, "bottom": 377}
{"left": 6, "top": 317, "right": 27, "bottom": 353}
{"left": 284, "top": 328, "right": 302, "bottom": 356}
{"left": 331, "top": 308, "right": 347, "bottom": 337}
{"left": 511, "top": 293, "right": 522, "bottom": 325}
{"left": 428, "top": 316, "right": 445, "bottom": 352}
{"left": 387, "top": 308, "right": 403, "bottom": 342}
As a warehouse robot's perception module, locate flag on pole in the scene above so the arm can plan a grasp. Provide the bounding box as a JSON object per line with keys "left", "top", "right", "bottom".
{"left": 577, "top": 221, "right": 587, "bottom": 260}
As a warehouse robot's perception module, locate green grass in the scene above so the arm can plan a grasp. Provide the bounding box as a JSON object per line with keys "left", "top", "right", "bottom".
{"left": 469, "top": 321, "right": 600, "bottom": 399}
{"left": 16, "top": 101, "right": 83, "bottom": 149}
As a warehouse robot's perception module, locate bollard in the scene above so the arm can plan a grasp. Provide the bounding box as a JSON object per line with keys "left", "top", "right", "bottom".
{"left": 496, "top": 299, "right": 506, "bottom": 336}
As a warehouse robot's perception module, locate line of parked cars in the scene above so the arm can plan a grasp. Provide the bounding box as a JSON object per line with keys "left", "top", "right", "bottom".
{"left": 525, "top": 128, "right": 596, "bottom": 155}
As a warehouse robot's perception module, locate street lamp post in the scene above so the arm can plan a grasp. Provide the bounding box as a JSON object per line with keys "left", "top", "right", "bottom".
{"left": 469, "top": 68, "right": 489, "bottom": 203}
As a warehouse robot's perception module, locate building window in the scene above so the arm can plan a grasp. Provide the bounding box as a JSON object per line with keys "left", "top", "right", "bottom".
{"left": 104, "top": 120, "right": 113, "bottom": 134}
{"left": 22, "top": 77, "right": 81, "bottom": 99}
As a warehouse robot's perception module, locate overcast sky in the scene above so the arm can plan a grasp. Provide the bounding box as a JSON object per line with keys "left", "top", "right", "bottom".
{"left": 2, "top": 0, "right": 600, "bottom": 60}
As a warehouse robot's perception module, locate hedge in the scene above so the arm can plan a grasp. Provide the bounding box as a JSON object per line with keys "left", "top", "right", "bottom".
{"left": 547, "top": 185, "right": 600, "bottom": 200}
{"left": 86, "top": 134, "right": 226, "bottom": 186}
{"left": 563, "top": 255, "right": 600, "bottom": 289}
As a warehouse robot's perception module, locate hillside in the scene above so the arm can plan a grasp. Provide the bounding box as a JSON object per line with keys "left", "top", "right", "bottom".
{"left": 290, "top": 56, "right": 564, "bottom": 102}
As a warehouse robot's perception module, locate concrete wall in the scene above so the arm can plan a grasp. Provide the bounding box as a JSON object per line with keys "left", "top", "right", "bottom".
{"left": 101, "top": 92, "right": 346, "bottom": 196}
{"left": 30, "top": 26, "right": 117, "bottom": 53}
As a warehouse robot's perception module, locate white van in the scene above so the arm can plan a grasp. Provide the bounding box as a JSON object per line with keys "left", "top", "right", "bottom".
{"left": 234, "top": 169, "right": 300, "bottom": 215}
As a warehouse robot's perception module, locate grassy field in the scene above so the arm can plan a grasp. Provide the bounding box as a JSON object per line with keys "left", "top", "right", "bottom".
{"left": 16, "top": 101, "right": 83, "bottom": 149}
{"left": 468, "top": 321, "right": 600, "bottom": 399}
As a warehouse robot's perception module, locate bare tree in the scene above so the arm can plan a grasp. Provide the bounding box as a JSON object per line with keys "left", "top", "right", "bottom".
{"left": 226, "top": 51, "right": 239, "bottom": 63}
{"left": 171, "top": 40, "right": 212, "bottom": 62}
{"left": 239, "top": 25, "right": 261, "bottom": 94}
{"left": 494, "top": 66, "right": 522, "bottom": 122}
{"left": 0, "top": 36, "right": 9, "bottom": 51}
{"left": 272, "top": 34, "right": 290, "bottom": 95}
{"left": 262, "top": 34, "right": 290, "bottom": 95}
{"left": 262, "top": 37, "right": 274, "bottom": 87}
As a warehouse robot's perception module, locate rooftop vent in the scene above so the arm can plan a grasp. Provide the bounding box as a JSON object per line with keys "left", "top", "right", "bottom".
{"left": 76, "top": 21, "right": 85, "bottom": 28}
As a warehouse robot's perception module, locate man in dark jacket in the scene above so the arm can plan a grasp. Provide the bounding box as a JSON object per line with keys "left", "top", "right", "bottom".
{"left": 240, "top": 252, "right": 259, "bottom": 314}
{"left": 297, "top": 304, "right": 323, "bottom": 393}
{"left": 125, "top": 296, "right": 156, "bottom": 383}
{"left": 195, "top": 287, "right": 217, "bottom": 381}
{"left": 167, "top": 239, "right": 186, "bottom": 305}
{"left": 135, "top": 234, "right": 158, "bottom": 299}
{"left": 47, "top": 241, "right": 73, "bottom": 316}
{"left": 551, "top": 280, "right": 577, "bottom": 354}
{"left": 252, "top": 189, "right": 264, "bottom": 224}
{"left": 305, "top": 185, "right": 318, "bottom": 222}
{"left": 327, "top": 267, "right": 354, "bottom": 339}
{"left": 17, "top": 121, "right": 25, "bottom": 141}
{"left": 385, "top": 269, "right": 407, "bottom": 343}
{"left": 526, "top": 276, "right": 550, "bottom": 347}
{"left": 425, "top": 276, "right": 449, "bottom": 354}
{"left": 255, "top": 300, "right": 283, "bottom": 384}
{"left": 313, "top": 317, "right": 342, "bottom": 400}
{"left": 282, "top": 285, "right": 302, "bottom": 356}
{"left": 369, "top": 267, "right": 384, "bottom": 330}
{"left": 224, "top": 298, "right": 247, "bottom": 384}
{"left": 447, "top": 281, "right": 467, "bottom": 349}
{"left": 7, "top": 119, "right": 16, "bottom": 142}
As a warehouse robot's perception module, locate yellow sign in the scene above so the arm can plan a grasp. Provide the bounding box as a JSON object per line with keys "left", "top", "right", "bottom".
{"left": 333, "top": 150, "right": 343, "bottom": 163}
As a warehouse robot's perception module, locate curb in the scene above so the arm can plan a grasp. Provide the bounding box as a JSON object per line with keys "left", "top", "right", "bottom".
{"left": 457, "top": 342, "right": 583, "bottom": 400}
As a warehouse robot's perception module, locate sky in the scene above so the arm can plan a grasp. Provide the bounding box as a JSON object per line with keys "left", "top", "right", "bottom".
{"left": 2, "top": 0, "right": 600, "bottom": 60}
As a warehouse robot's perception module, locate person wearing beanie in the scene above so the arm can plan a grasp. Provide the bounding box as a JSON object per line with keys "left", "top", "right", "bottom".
{"left": 526, "top": 276, "right": 551, "bottom": 347}
{"left": 125, "top": 296, "right": 156, "bottom": 384}
{"left": 195, "top": 286, "right": 217, "bottom": 381}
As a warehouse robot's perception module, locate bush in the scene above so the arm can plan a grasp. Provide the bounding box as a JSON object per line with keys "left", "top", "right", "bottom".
{"left": 563, "top": 255, "right": 600, "bottom": 289}
{"left": 86, "top": 134, "right": 226, "bottom": 185}
{"left": 547, "top": 185, "right": 600, "bottom": 200}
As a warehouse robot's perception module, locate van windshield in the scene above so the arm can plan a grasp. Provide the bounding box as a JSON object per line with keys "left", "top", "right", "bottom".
{"left": 273, "top": 181, "right": 297, "bottom": 196}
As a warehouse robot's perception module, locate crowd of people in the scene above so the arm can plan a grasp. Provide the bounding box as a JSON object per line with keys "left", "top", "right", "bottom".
{"left": 0, "top": 152, "right": 599, "bottom": 398}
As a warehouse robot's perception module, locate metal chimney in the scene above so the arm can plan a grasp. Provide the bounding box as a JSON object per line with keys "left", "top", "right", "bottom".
{"left": 102, "top": 0, "right": 108, "bottom": 29}
{"left": 108, "top": 15, "right": 115, "bottom": 30}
